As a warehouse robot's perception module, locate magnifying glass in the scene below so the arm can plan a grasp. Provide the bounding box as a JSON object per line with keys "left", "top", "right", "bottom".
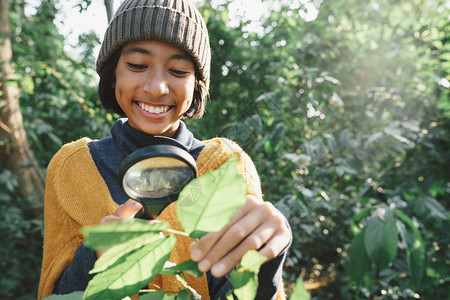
{"left": 118, "top": 145, "right": 198, "bottom": 219}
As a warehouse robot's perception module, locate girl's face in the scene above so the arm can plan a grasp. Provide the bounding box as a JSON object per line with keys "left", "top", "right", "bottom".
{"left": 114, "top": 40, "right": 196, "bottom": 137}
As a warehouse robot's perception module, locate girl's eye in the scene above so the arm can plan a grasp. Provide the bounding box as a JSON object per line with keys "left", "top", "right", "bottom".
{"left": 126, "top": 63, "right": 147, "bottom": 70}
{"left": 169, "top": 69, "right": 190, "bottom": 76}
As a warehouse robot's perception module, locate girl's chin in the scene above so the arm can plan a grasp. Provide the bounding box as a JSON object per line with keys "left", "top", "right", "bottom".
{"left": 135, "top": 121, "right": 179, "bottom": 137}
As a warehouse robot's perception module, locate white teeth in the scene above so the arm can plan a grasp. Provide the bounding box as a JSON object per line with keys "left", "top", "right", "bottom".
{"left": 139, "top": 102, "right": 169, "bottom": 114}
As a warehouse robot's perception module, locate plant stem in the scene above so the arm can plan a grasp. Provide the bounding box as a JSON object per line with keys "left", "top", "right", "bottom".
{"left": 165, "top": 228, "right": 190, "bottom": 237}
{"left": 139, "top": 289, "right": 179, "bottom": 293}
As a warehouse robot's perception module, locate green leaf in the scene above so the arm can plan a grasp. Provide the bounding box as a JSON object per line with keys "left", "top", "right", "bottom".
{"left": 159, "top": 259, "right": 203, "bottom": 277}
{"left": 350, "top": 207, "right": 371, "bottom": 235}
{"left": 394, "top": 209, "right": 425, "bottom": 289}
{"left": 423, "top": 196, "right": 447, "bottom": 219}
{"left": 346, "top": 228, "right": 370, "bottom": 286}
{"left": 83, "top": 236, "right": 175, "bottom": 300}
{"left": 174, "top": 275, "right": 202, "bottom": 300}
{"left": 175, "top": 290, "right": 192, "bottom": 300}
{"left": 428, "top": 183, "right": 445, "bottom": 197}
{"left": 90, "top": 233, "right": 162, "bottom": 274}
{"left": 327, "top": 136, "right": 338, "bottom": 155}
{"left": 43, "top": 292, "right": 84, "bottom": 300}
{"left": 364, "top": 208, "right": 398, "bottom": 270}
{"left": 228, "top": 251, "right": 265, "bottom": 300}
{"left": 177, "top": 156, "right": 247, "bottom": 239}
{"left": 290, "top": 275, "right": 311, "bottom": 300}
{"left": 229, "top": 270, "right": 257, "bottom": 299}
{"left": 240, "top": 250, "right": 266, "bottom": 273}
{"left": 83, "top": 219, "right": 169, "bottom": 250}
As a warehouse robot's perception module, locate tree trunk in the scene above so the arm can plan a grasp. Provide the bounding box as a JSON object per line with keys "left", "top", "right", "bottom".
{"left": 104, "top": 0, "right": 114, "bottom": 23}
{"left": 0, "top": 0, "right": 45, "bottom": 217}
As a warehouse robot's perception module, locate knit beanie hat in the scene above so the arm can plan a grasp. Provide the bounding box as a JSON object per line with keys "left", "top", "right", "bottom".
{"left": 96, "top": 0, "right": 211, "bottom": 92}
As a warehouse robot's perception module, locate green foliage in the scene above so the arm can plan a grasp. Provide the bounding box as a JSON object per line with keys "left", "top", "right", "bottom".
{"left": 9, "top": 0, "right": 114, "bottom": 167}
{"left": 189, "top": 0, "right": 449, "bottom": 298}
{"left": 2, "top": 2, "right": 114, "bottom": 298}
{"left": 364, "top": 208, "right": 399, "bottom": 270}
{"left": 0, "top": 170, "right": 43, "bottom": 299}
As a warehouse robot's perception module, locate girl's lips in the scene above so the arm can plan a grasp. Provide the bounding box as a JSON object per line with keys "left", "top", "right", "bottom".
{"left": 135, "top": 101, "right": 174, "bottom": 118}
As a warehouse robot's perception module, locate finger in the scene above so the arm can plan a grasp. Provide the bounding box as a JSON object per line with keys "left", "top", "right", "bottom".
{"left": 210, "top": 224, "right": 276, "bottom": 277}
{"left": 96, "top": 249, "right": 106, "bottom": 258}
{"left": 99, "top": 215, "right": 124, "bottom": 225}
{"left": 190, "top": 195, "right": 260, "bottom": 262}
{"left": 257, "top": 230, "right": 291, "bottom": 261}
{"left": 196, "top": 208, "right": 266, "bottom": 272}
{"left": 207, "top": 201, "right": 290, "bottom": 276}
{"left": 114, "top": 199, "right": 142, "bottom": 218}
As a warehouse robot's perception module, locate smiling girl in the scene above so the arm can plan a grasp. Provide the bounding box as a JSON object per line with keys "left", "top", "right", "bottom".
{"left": 38, "top": 1, "right": 291, "bottom": 299}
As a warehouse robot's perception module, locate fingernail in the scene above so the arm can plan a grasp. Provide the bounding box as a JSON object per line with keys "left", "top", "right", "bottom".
{"left": 130, "top": 200, "right": 142, "bottom": 209}
{"left": 198, "top": 259, "right": 211, "bottom": 272}
{"left": 191, "top": 248, "right": 202, "bottom": 261}
{"left": 212, "top": 263, "right": 226, "bottom": 277}
{"left": 189, "top": 241, "right": 196, "bottom": 251}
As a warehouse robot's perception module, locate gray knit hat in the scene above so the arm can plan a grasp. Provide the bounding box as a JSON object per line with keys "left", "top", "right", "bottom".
{"left": 96, "top": 0, "right": 211, "bottom": 92}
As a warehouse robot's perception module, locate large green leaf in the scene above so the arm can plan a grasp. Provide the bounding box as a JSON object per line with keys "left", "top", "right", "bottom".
{"left": 290, "top": 275, "right": 311, "bottom": 300}
{"left": 364, "top": 208, "right": 398, "bottom": 270}
{"left": 177, "top": 156, "right": 247, "bottom": 239}
{"left": 89, "top": 233, "right": 162, "bottom": 274}
{"left": 346, "top": 228, "right": 370, "bottom": 287}
{"left": 395, "top": 209, "right": 425, "bottom": 290}
{"left": 83, "top": 235, "right": 175, "bottom": 300}
{"left": 83, "top": 219, "right": 169, "bottom": 250}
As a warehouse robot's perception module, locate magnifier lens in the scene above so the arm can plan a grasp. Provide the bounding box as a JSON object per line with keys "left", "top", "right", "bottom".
{"left": 119, "top": 145, "right": 198, "bottom": 219}
{"left": 122, "top": 157, "right": 194, "bottom": 199}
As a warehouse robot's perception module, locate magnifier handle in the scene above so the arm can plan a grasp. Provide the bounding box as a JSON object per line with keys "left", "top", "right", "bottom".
{"left": 134, "top": 195, "right": 178, "bottom": 220}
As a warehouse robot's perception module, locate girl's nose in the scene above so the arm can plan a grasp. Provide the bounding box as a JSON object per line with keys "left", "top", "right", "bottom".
{"left": 142, "top": 69, "right": 169, "bottom": 98}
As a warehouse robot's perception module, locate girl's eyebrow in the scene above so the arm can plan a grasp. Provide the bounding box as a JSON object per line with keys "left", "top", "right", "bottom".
{"left": 122, "top": 46, "right": 194, "bottom": 63}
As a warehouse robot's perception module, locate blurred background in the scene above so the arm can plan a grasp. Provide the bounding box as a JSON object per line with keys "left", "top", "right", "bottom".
{"left": 0, "top": 0, "right": 448, "bottom": 299}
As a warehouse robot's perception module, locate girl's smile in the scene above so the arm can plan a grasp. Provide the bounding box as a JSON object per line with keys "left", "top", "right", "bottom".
{"left": 114, "top": 40, "right": 196, "bottom": 137}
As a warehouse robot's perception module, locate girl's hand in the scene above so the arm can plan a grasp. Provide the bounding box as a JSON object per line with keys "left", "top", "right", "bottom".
{"left": 96, "top": 199, "right": 143, "bottom": 257}
{"left": 190, "top": 195, "right": 291, "bottom": 277}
